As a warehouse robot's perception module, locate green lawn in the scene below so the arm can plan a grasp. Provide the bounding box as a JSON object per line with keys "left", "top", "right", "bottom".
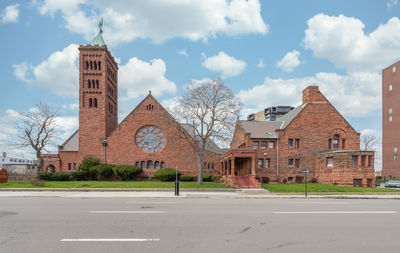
{"left": 262, "top": 183, "right": 400, "bottom": 193}
{"left": 0, "top": 180, "right": 232, "bottom": 189}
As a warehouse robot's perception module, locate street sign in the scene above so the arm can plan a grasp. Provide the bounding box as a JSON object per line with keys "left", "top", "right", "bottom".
{"left": 301, "top": 170, "right": 311, "bottom": 197}
{"left": 301, "top": 169, "right": 311, "bottom": 173}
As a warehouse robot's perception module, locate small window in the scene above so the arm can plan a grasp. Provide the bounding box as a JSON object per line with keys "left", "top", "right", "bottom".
{"left": 352, "top": 156, "right": 358, "bottom": 167}
{"left": 389, "top": 116, "right": 392, "bottom": 122}
{"left": 88, "top": 80, "right": 91, "bottom": 88}
{"left": 269, "top": 141, "right": 275, "bottom": 149}
{"left": 288, "top": 139, "right": 293, "bottom": 149}
{"left": 73, "top": 163, "right": 77, "bottom": 170}
{"left": 389, "top": 84, "right": 393, "bottom": 91}
{"left": 161, "top": 162, "right": 165, "bottom": 169}
{"left": 389, "top": 108, "right": 392, "bottom": 114}
{"left": 154, "top": 161, "right": 160, "bottom": 169}
{"left": 141, "top": 161, "right": 146, "bottom": 168}
{"left": 135, "top": 161, "right": 139, "bottom": 167}
{"left": 258, "top": 159, "right": 263, "bottom": 168}
{"left": 207, "top": 163, "right": 210, "bottom": 169}
{"left": 361, "top": 155, "right": 366, "bottom": 167}
{"left": 212, "top": 163, "right": 214, "bottom": 169}
{"left": 395, "top": 147, "right": 398, "bottom": 153}
{"left": 265, "top": 159, "right": 270, "bottom": 168}
{"left": 295, "top": 139, "right": 300, "bottom": 149}
{"left": 327, "top": 157, "right": 333, "bottom": 167}
{"left": 147, "top": 160, "right": 153, "bottom": 169}
{"left": 204, "top": 162, "right": 206, "bottom": 169}
{"left": 86, "top": 61, "right": 89, "bottom": 70}
{"left": 253, "top": 141, "right": 259, "bottom": 149}
{"left": 288, "top": 159, "right": 293, "bottom": 168}
{"left": 89, "top": 98, "right": 93, "bottom": 107}
{"left": 96, "top": 80, "right": 99, "bottom": 89}
{"left": 295, "top": 159, "right": 300, "bottom": 168}
{"left": 333, "top": 134, "right": 339, "bottom": 149}
{"left": 395, "top": 154, "right": 398, "bottom": 161}
{"left": 261, "top": 141, "right": 266, "bottom": 149}
{"left": 68, "top": 163, "right": 72, "bottom": 170}
{"left": 90, "top": 61, "right": 93, "bottom": 70}
{"left": 368, "top": 156, "right": 372, "bottom": 167}
{"left": 98, "top": 61, "right": 101, "bottom": 70}
{"left": 94, "top": 98, "right": 97, "bottom": 108}
{"left": 393, "top": 66, "right": 396, "bottom": 73}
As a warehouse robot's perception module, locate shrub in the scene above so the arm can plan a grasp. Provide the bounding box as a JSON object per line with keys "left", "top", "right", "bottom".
{"left": 113, "top": 165, "right": 142, "bottom": 181}
{"left": 311, "top": 177, "right": 318, "bottom": 183}
{"left": 69, "top": 170, "right": 89, "bottom": 181}
{"left": 202, "top": 174, "right": 216, "bottom": 182}
{"left": 75, "top": 158, "right": 100, "bottom": 180}
{"left": 31, "top": 179, "right": 45, "bottom": 187}
{"left": 281, "top": 178, "right": 288, "bottom": 184}
{"left": 180, "top": 175, "right": 194, "bottom": 182}
{"left": 154, "top": 168, "right": 181, "bottom": 181}
{"left": 90, "top": 164, "right": 115, "bottom": 180}
{"left": 37, "top": 172, "right": 53, "bottom": 181}
{"left": 37, "top": 172, "right": 70, "bottom": 181}
{"left": 261, "top": 177, "right": 270, "bottom": 183}
{"left": 78, "top": 158, "right": 100, "bottom": 170}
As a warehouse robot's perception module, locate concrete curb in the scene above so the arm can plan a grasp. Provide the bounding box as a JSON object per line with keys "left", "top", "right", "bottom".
{"left": 0, "top": 188, "right": 237, "bottom": 192}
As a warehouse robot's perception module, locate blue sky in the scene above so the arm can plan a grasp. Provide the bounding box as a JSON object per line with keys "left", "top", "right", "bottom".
{"left": 1, "top": 0, "right": 399, "bottom": 170}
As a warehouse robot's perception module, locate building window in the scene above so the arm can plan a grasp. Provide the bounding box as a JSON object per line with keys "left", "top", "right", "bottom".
{"left": 269, "top": 141, "right": 275, "bottom": 149}
{"left": 98, "top": 61, "right": 101, "bottom": 70}
{"left": 96, "top": 80, "right": 99, "bottom": 89}
{"left": 135, "top": 161, "right": 139, "bottom": 167}
{"left": 328, "top": 139, "right": 332, "bottom": 149}
{"left": 68, "top": 163, "right": 72, "bottom": 170}
{"left": 141, "top": 161, "right": 146, "bottom": 168}
{"left": 258, "top": 159, "right": 263, "bottom": 168}
{"left": 395, "top": 147, "right": 398, "bottom": 153}
{"left": 333, "top": 134, "right": 339, "bottom": 149}
{"left": 368, "top": 156, "right": 372, "bottom": 167}
{"left": 94, "top": 98, "right": 97, "bottom": 108}
{"left": 395, "top": 154, "right": 398, "bottom": 161}
{"left": 393, "top": 66, "right": 396, "bottom": 73}
{"left": 361, "top": 155, "right": 366, "bottom": 167}
{"left": 88, "top": 80, "right": 91, "bottom": 88}
{"left": 288, "top": 139, "right": 293, "bottom": 149}
{"left": 147, "top": 160, "right": 153, "bottom": 169}
{"left": 265, "top": 159, "right": 270, "bottom": 168}
{"left": 295, "top": 159, "right": 300, "bottom": 168}
{"left": 389, "top": 116, "right": 392, "bottom": 122}
{"left": 288, "top": 159, "right": 294, "bottom": 168}
{"left": 207, "top": 163, "right": 210, "bottom": 169}
{"left": 154, "top": 161, "right": 160, "bottom": 169}
{"left": 212, "top": 163, "right": 215, "bottom": 169}
{"left": 253, "top": 141, "right": 259, "bottom": 149}
{"left": 295, "top": 139, "right": 300, "bottom": 149}
{"left": 161, "top": 162, "right": 165, "bottom": 169}
{"left": 261, "top": 141, "right": 267, "bottom": 149}
{"left": 352, "top": 156, "right": 358, "bottom": 167}
{"left": 389, "top": 108, "right": 392, "bottom": 114}
{"left": 342, "top": 139, "right": 346, "bottom": 150}
{"left": 327, "top": 157, "right": 333, "bottom": 167}
{"left": 73, "top": 163, "right": 77, "bottom": 170}
{"left": 89, "top": 98, "right": 93, "bottom": 107}
{"left": 389, "top": 84, "right": 392, "bottom": 91}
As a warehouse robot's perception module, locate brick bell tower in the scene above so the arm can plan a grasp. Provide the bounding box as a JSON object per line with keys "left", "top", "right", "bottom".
{"left": 78, "top": 19, "right": 118, "bottom": 162}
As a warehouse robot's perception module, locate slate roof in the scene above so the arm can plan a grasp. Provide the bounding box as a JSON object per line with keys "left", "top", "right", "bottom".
{"left": 181, "top": 124, "right": 223, "bottom": 155}
{"left": 59, "top": 130, "right": 79, "bottom": 152}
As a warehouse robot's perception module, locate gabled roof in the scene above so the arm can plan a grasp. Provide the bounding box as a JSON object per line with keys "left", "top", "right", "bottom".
{"left": 59, "top": 130, "right": 79, "bottom": 152}
{"left": 276, "top": 103, "right": 307, "bottom": 129}
{"left": 181, "top": 124, "right": 223, "bottom": 154}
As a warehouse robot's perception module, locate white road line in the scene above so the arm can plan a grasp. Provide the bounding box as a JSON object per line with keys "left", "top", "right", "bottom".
{"left": 125, "top": 202, "right": 175, "bottom": 204}
{"left": 90, "top": 211, "right": 166, "bottom": 214}
{"left": 274, "top": 211, "right": 397, "bottom": 214}
{"left": 61, "top": 238, "right": 160, "bottom": 242}
{"left": 295, "top": 202, "right": 349, "bottom": 204}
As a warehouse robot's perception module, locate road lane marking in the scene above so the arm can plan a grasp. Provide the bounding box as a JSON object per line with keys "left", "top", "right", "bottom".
{"left": 90, "top": 211, "right": 166, "bottom": 214}
{"left": 274, "top": 211, "right": 397, "bottom": 214}
{"left": 61, "top": 238, "right": 160, "bottom": 242}
{"left": 295, "top": 202, "right": 349, "bottom": 204}
{"left": 125, "top": 202, "right": 175, "bottom": 204}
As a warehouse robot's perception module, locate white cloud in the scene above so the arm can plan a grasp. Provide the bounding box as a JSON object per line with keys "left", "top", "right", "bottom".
{"left": 257, "top": 58, "right": 265, "bottom": 68}
{"left": 119, "top": 57, "right": 177, "bottom": 100}
{"left": 1, "top": 4, "right": 20, "bottom": 24}
{"left": 238, "top": 71, "right": 381, "bottom": 118}
{"left": 36, "top": 0, "right": 268, "bottom": 45}
{"left": 202, "top": 51, "right": 246, "bottom": 78}
{"left": 276, "top": 50, "right": 301, "bottom": 72}
{"left": 54, "top": 116, "right": 78, "bottom": 132}
{"left": 304, "top": 14, "right": 400, "bottom": 72}
{"left": 387, "top": 0, "right": 398, "bottom": 9}
{"left": 13, "top": 44, "right": 79, "bottom": 97}
{"left": 177, "top": 49, "right": 188, "bottom": 57}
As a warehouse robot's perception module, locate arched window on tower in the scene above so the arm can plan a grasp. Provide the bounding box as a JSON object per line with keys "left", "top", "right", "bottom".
{"left": 94, "top": 98, "right": 97, "bottom": 108}
{"left": 89, "top": 98, "right": 93, "bottom": 108}
{"left": 98, "top": 61, "right": 101, "bottom": 70}
{"left": 94, "top": 61, "right": 97, "bottom": 70}
{"left": 96, "top": 80, "right": 99, "bottom": 89}
{"left": 333, "top": 134, "right": 340, "bottom": 149}
{"left": 147, "top": 160, "right": 153, "bottom": 169}
{"left": 92, "top": 80, "right": 95, "bottom": 89}
{"left": 90, "top": 61, "right": 93, "bottom": 70}
{"left": 88, "top": 80, "right": 91, "bottom": 89}
{"left": 86, "top": 61, "right": 89, "bottom": 70}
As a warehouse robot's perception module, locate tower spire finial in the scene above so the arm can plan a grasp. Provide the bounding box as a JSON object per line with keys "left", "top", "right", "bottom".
{"left": 98, "top": 18, "right": 103, "bottom": 34}
{"left": 89, "top": 18, "right": 106, "bottom": 46}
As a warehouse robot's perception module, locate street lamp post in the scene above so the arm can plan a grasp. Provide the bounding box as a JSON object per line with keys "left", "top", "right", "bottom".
{"left": 301, "top": 169, "right": 311, "bottom": 197}
{"left": 175, "top": 166, "right": 179, "bottom": 196}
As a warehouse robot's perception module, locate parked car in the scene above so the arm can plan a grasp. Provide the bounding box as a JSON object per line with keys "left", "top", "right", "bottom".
{"left": 385, "top": 180, "right": 400, "bottom": 188}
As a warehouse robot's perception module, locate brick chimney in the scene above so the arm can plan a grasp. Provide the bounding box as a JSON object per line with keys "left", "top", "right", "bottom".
{"left": 302, "top": 86, "right": 327, "bottom": 104}
{"left": 2, "top": 152, "right": 5, "bottom": 158}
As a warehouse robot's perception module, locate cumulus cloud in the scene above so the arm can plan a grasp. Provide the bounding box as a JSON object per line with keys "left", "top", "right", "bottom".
{"left": 304, "top": 14, "right": 400, "bottom": 72}
{"left": 238, "top": 71, "right": 381, "bottom": 118}
{"left": 119, "top": 57, "right": 177, "bottom": 100}
{"left": 1, "top": 4, "right": 20, "bottom": 24}
{"left": 202, "top": 51, "right": 246, "bottom": 78}
{"left": 177, "top": 49, "right": 188, "bottom": 57}
{"left": 36, "top": 0, "right": 268, "bottom": 45}
{"left": 387, "top": 0, "right": 398, "bottom": 9}
{"left": 13, "top": 44, "right": 79, "bottom": 97}
{"left": 276, "top": 50, "right": 301, "bottom": 72}
{"left": 257, "top": 58, "right": 265, "bottom": 68}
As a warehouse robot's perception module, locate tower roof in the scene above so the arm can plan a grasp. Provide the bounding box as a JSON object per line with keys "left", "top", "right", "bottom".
{"left": 89, "top": 18, "right": 106, "bottom": 46}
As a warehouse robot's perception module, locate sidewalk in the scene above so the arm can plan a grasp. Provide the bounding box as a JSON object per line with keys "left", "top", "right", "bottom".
{"left": 0, "top": 188, "right": 400, "bottom": 199}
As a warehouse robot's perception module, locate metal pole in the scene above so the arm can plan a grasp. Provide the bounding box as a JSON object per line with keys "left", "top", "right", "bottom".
{"left": 175, "top": 166, "right": 179, "bottom": 196}
{"left": 305, "top": 172, "right": 307, "bottom": 198}
{"left": 276, "top": 137, "right": 279, "bottom": 182}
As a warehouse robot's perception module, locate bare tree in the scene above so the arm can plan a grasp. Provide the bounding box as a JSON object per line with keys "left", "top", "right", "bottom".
{"left": 361, "top": 134, "right": 381, "bottom": 151}
{"left": 17, "top": 102, "right": 58, "bottom": 174}
{"left": 172, "top": 79, "right": 242, "bottom": 184}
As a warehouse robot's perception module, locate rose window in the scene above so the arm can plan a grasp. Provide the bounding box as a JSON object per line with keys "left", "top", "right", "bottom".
{"left": 135, "top": 126, "right": 165, "bottom": 153}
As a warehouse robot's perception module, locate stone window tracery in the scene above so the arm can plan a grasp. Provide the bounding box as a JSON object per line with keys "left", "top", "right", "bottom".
{"left": 136, "top": 126, "right": 165, "bottom": 153}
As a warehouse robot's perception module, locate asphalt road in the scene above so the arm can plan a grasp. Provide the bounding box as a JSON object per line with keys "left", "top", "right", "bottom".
{"left": 1, "top": 197, "right": 399, "bottom": 253}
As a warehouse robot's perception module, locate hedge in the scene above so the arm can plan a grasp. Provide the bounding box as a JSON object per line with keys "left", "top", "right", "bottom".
{"left": 180, "top": 175, "right": 194, "bottom": 182}
{"left": 202, "top": 174, "right": 216, "bottom": 182}
{"left": 113, "top": 165, "right": 142, "bottom": 181}
{"left": 37, "top": 172, "right": 70, "bottom": 181}
{"left": 154, "top": 168, "right": 181, "bottom": 181}
{"left": 90, "top": 164, "right": 115, "bottom": 180}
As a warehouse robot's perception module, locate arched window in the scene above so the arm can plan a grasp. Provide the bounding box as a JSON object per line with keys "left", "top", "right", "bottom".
{"left": 94, "top": 61, "right": 97, "bottom": 70}
{"left": 90, "top": 61, "right": 93, "bottom": 70}
{"left": 86, "top": 61, "right": 89, "bottom": 70}
{"left": 147, "top": 160, "right": 153, "bottom": 169}
{"left": 94, "top": 98, "right": 97, "bottom": 108}
{"left": 98, "top": 61, "right": 101, "bottom": 70}
{"left": 333, "top": 134, "right": 340, "bottom": 149}
{"left": 89, "top": 98, "right": 93, "bottom": 107}
{"left": 92, "top": 80, "right": 95, "bottom": 89}
{"left": 141, "top": 161, "right": 146, "bottom": 168}
{"left": 212, "top": 163, "right": 214, "bottom": 169}
{"left": 155, "top": 161, "right": 160, "bottom": 169}
{"left": 208, "top": 163, "right": 210, "bottom": 169}
{"left": 88, "top": 80, "right": 91, "bottom": 88}
{"left": 96, "top": 80, "right": 99, "bottom": 89}
{"left": 161, "top": 162, "right": 165, "bottom": 169}
{"left": 135, "top": 161, "right": 139, "bottom": 167}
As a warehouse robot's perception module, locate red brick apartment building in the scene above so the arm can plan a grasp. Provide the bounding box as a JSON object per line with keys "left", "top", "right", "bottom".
{"left": 222, "top": 86, "right": 375, "bottom": 188}
{"left": 382, "top": 60, "right": 400, "bottom": 178}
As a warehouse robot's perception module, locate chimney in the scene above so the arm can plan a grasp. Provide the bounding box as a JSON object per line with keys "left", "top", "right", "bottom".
{"left": 2, "top": 152, "right": 6, "bottom": 158}
{"left": 302, "top": 86, "right": 327, "bottom": 104}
